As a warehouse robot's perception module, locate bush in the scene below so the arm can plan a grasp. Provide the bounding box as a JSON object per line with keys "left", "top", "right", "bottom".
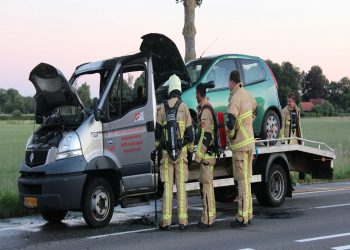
{"left": 311, "top": 101, "right": 334, "bottom": 117}
{"left": 0, "top": 114, "right": 34, "bottom": 121}
{"left": 12, "top": 110, "right": 22, "bottom": 118}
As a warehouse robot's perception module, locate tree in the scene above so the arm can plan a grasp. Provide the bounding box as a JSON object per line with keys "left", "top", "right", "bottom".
{"left": 279, "top": 62, "right": 301, "bottom": 106}
{"left": 266, "top": 60, "right": 301, "bottom": 107}
{"left": 132, "top": 72, "right": 146, "bottom": 98}
{"left": 301, "top": 65, "right": 328, "bottom": 101}
{"left": 2, "top": 88, "right": 24, "bottom": 113}
{"left": 12, "top": 95, "right": 24, "bottom": 112}
{"left": 176, "top": 0, "right": 203, "bottom": 62}
{"left": 0, "top": 88, "right": 7, "bottom": 113}
{"left": 77, "top": 82, "right": 92, "bottom": 107}
{"left": 327, "top": 77, "right": 350, "bottom": 112}
{"left": 22, "top": 96, "right": 35, "bottom": 114}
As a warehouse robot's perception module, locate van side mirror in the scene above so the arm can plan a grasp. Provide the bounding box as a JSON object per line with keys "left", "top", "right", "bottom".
{"left": 93, "top": 97, "right": 100, "bottom": 121}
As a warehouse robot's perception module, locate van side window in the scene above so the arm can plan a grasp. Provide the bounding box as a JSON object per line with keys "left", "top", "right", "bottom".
{"left": 108, "top": 65, "right": 146, "bottom": 120}
{"left": 240, "top": 59, "right": 266, "bottom": 85}
{"left": 207, "top": 59, "right": 236, "bottom": 89}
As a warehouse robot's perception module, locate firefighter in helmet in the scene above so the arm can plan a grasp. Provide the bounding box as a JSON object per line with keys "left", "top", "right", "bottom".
{"left": 155, "top": 74, "right": 194, "bottom": 230}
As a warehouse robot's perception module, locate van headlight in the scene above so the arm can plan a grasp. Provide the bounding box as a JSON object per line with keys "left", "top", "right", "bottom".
{"left": 25, "top": 134, "right": 33, "bottom": 149}
{"left": 56, "top": 132, "right": 82, "bottom": 160}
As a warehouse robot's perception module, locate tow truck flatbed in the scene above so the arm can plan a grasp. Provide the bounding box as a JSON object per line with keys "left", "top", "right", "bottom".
{"left": 176, "top": 137, "right": 336, "bottom": 206}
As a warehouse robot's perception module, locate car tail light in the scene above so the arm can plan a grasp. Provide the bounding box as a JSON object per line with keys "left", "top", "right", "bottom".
{"left": 266, "top": 64, "right": 278, "bottom": 90}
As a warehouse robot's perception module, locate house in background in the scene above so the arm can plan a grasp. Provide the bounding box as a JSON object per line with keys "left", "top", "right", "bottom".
{"left": 301, "top": 101, "right": 313, "bottom": 112}
{"left": 300, "top": 98, "right": 325, "bottom": 113}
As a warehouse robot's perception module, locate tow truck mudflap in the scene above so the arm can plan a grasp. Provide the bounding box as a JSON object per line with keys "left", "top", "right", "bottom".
{"left": 173, "top": 174, "right": 262, "bottom": 192}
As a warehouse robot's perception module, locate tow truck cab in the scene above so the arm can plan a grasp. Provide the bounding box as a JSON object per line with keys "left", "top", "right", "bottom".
{"left": 18, "top": 33, "right": 191, "bottom": 228}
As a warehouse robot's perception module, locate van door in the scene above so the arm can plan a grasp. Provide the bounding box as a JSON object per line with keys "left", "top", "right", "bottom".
{"left": 102, "top": 57, "right": 157, "bottom": 193}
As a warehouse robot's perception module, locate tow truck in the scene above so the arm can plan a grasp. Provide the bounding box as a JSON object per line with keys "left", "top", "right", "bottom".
{"left": 18, "top": 33, "right": 336, "bottom": 228}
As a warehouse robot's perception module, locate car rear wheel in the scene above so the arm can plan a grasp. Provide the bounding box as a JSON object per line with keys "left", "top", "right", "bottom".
{"left": 82, "top": 177, "right": 115, "bottom": 228}
{"left": 261, "top": 110, "right": 280, "bottom": 145}
{"left": 40, "top": 210, "right": 67, "bottom": 223}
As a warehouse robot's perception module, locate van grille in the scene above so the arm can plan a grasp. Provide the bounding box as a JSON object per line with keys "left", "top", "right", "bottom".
{"left": 25, "top": 150, "right": 48, "bottom": 167}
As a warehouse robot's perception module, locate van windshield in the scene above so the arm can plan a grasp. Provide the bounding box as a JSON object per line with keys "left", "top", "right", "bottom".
{"left": 186, "top": 59, "right": 211, "bottom": 83}
{"left": 71, "top": 70, "right": 111, "bottom": 108}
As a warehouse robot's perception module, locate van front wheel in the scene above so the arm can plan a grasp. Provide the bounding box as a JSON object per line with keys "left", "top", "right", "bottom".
{"left": 82, "top": 177, "right": 114, "bottom": 228}
{"left": 41, "top": 210, "right": 67, "bottom": 223}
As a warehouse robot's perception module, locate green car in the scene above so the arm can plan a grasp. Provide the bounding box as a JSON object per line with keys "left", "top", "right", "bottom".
{"left": 182, "top": 54, "right": 282, "bottom": 141}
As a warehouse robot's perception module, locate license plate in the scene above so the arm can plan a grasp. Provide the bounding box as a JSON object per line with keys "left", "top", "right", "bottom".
{"left": 24, "top": 197, "right": 38, "bottom": 208}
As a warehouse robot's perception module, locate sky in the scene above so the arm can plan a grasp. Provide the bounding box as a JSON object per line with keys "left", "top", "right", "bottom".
{"left": 0, "top": 0, "right": 349, "bottom": 96}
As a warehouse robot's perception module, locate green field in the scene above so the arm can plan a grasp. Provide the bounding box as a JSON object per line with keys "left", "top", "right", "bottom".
{"left": 0, "top": 118, "right": 349, "bottom": 217}
{"left": 301, "top": 117, "right": 350, "bottom": 179}
{"left": 0, "top": 121, "right": 36, "bottom": 217}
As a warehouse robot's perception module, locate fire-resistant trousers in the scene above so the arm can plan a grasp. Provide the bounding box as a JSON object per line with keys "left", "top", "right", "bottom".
{"left": 232, "top": 150, "right": 253, "bottom": 224}
{"left": 289, "top": 130, "right": 299, "bottom": 144}
{"left": 199, "top": 158, "right": 216, "bottom": 225}
{"left": 159, "top": 152, "right": 189, "bottom": 227}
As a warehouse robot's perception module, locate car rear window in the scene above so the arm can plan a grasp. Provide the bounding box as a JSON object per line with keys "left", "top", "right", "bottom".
{"left": 240, "top": 59, "right": 266, "bottom": 85}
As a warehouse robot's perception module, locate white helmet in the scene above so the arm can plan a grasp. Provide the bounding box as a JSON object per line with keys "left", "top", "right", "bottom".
{"left": 167, "top": 74, "right": 182, "bottom": 95}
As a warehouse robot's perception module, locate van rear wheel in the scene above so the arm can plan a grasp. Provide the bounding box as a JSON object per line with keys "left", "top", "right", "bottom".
{"left": 82, "top": 177, "right": 114, "bottom": 228}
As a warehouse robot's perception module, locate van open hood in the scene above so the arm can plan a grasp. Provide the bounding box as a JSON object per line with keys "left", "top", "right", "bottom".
{"left": 29, "top": 63, "right": 83, "bottom": 120}
{"left": 140, "top": 33, "right": 192, "bottom": 89}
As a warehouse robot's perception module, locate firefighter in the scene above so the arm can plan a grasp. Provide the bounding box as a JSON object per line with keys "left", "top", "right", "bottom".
{"left": 226, "top": 70, "right": 257, "bottom": 227}
{"left": 280, "top": 92, "right": 303, "bottom": 145}
{"left": 280, "top": 92, "right": 305, "bottom": 182}
{"left": 155, "top": 74, "right": 194, "bottom": 231}
{"left": 194, "top": 83, "right": 216, "bottom": 228}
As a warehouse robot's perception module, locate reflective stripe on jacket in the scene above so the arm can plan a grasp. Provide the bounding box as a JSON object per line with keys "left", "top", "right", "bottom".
{"left": 195, "top": 98, "right": 216, "bottom": 162}
{"left": 227, "top": 83, "right": 257, "bottom": 152}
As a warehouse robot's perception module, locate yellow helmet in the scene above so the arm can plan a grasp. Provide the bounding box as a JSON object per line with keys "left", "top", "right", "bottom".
{"left": 167, "top": 74, "right": 182, "bottom": 95}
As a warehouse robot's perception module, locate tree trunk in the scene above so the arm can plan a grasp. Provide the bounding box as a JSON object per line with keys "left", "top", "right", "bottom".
{"left": 182, "top": 0, "right": 197, "bottom": 62}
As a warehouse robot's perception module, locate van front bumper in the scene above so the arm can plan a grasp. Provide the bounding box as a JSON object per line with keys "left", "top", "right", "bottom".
{"left": 18, "top": 156, "right": 87, "bottom": 211}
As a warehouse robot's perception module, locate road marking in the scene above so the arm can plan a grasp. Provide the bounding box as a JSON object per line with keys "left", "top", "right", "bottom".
{"left": 293, "top": 188, "right": 350, "bottom": 196}
{"left": 332, "top": 245, "right": 350, "bottom": 250}
{"left": 315, "top": 203, "right": 350, "bottom": 209}
{"left": 296, "top": 232, "right": 350, "bottom": 243}
{"left": 87, "top": 228, "right": 157, "bottom": 239}
{"left": 87, "top": 217, "right": 232, "bottom": 239}
{"left": 0, "top": 223, "right": 45, "bottom": 232}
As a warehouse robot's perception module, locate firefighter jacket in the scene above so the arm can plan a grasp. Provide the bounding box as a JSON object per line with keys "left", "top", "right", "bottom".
{"left": 155, "top": 97, "right": 194, "bottom": 154}
{"left": 195, "top": 98, "right": 216, "bottom": 163}
{"left": 227, "top": 83, "right": 257, "bottom": 152}
{"left": 280, "top": 105, "right": 302, "bottom": 143}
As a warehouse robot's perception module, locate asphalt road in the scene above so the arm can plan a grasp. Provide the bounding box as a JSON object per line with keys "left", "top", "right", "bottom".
{"left": 1, "top": 181, "right": 350, "bottom": 250}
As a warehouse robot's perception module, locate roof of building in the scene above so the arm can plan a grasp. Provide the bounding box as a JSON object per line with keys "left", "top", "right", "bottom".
{"left": 301, "top": 102, "right": 314, "bottom": 112}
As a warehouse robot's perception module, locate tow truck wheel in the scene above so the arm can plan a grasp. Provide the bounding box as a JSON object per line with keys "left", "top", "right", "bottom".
{"left": 40, "top": 210, "right": 67, "bottom": 223}
{"left": 255, "top": 163, "right": 287, "bottom": 207}
{"left": 82, "top": 177, "right": 115, "bottom": 228}
{"left": 214, "top": 186, "right": 237, "bottom": 203}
